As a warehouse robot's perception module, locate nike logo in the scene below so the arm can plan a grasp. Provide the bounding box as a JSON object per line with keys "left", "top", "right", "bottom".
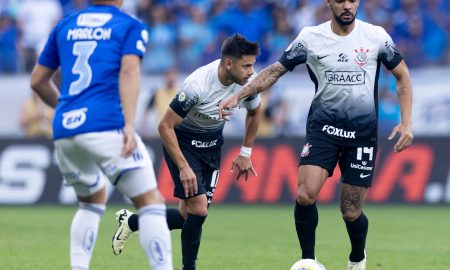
{"left": 317, "top": 55, "right": 328, "bottom": 59}
{"left": 115, "top": 228, "right": 123, "bottom": 241}
{"left": 360, "top": 173, "right": 371, "bottom": 178}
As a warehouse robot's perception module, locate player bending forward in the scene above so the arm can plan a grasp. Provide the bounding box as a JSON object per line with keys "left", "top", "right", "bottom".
{"left": 112, "top": 34, "right": 262, "bottom": 270}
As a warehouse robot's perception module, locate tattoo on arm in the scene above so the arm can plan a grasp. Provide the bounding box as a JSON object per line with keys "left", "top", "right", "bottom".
{"left": 392, "top": 61, "right": 412, "bottom": 99}
{"left": 240, "top": 62, "right": 287, "bottom": 99}
{"left": 396, "top": 86, "right": 407, "bottom": 97}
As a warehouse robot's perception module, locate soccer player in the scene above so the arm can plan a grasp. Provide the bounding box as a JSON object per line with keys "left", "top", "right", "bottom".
{"left": 112, "top": 34, "right": 262, "bottom": 270}
{"left": 29, "top": 0, "right": 173, "bottom": 269}
{"left": 219, "top": 1, "right": 413, "bottom": 269}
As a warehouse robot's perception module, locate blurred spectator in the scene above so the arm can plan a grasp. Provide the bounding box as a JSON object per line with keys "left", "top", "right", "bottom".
{"left": 19, "top": 92, "right": 54, "bottom": 138}
{"left": 265, "top": 5, "right": 294, "bottom": 63}
{"left": 396, "top": 12, "right": 447, "bottom": 67}
{"left": 121, "top": 0, "right": 138, "bottom": 16}
{"left": 201, "top": 0, "right": 229, "bottom": 65}
{"left": 208, "top": 0, "right": 229, "bottom": 33}
{"left": 422, "top": 0, "right": 449, "bottom": 65}
{"left": 378, "top": 88, "right": 400, "bottom": 135}
{"left": 141, "top": 4, "right": 176, "bottom": 73}
{"left": 375, "top": 66, "right": 400, "bottom": 135}
{"left": 0, "top": 0, "right": 449, "bottom": 75}
{"left": 178, "top": 5, "right": 213, "bottom": 72}
{"left": 215, "top": 0, "right": 272, "bottom": 62}
{"left": 61, "top": 0, "right": 88, "bottom": 16}
{"left": 141, "top": 69, "right": 179, "bottom": 137}
{"left": 1, "top": 0, "right": 450, "bottom": 137}
{"left": 0, "top": 11, "right": 18, "bottom": 73}
{"left": 396, "top": 15, "right": 425, "bottom": 67}
{"left": 0, "top": 0, "right": 20, "bottom": 17}
{"left": 257, "top": 88, "right": 289, "bottom": 137}
{"left": 358, "top": 0, "right": 391, "bottom": 29}
{"left": 16, "top": 0, "right": 61, "bottom": 72}
{"left": 135, "top": 0, "right": 153, "bottom": 21}
{"left": 313, "top": 2, "right": 330, "bottom": 24}
{"left": 291, "top": 0, "right": 318, "bottom": 32}
{"left": 256, "top": 91, "right": 274, "bottom": 137}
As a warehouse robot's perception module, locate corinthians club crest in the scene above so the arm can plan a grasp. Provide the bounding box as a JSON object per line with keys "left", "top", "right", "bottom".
{"left": 301, "top": 143, "right": 312, "bottom": 157}
{"left": 354, "top": 47, "right": 369, "bottom": 66}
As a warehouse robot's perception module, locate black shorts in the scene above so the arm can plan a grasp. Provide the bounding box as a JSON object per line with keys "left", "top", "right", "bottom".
{"left": 164, "top": 127, "right": 223, "bottom": 204}
{"left": 299, "top": 135, "right": 378, "bottom": 187}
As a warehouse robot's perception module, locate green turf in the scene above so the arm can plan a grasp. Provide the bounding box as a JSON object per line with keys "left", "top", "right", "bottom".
{"left": 0, "top": 205, "right": 449, "bottom": 269}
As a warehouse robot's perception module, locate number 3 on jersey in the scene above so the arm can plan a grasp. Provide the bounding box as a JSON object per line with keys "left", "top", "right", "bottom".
{"left": 69, "top": 41, "right": 97, "bottom": 95}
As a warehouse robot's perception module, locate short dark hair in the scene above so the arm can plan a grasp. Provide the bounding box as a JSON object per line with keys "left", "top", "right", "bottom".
{"left": 221, "top": 34, "right": 260, "bottom": 59}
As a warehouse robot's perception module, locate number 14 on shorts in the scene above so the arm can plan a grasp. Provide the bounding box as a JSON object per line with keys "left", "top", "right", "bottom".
{"left": 357, "top": 147, "right": 374, "bottom": 161}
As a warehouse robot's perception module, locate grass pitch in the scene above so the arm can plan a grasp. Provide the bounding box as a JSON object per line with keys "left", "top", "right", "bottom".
{"left": 0, "top": 205, "right": 449, "bottom": 269}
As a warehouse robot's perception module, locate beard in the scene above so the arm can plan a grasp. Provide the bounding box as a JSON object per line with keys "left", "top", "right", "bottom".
{"left": 334, "top": 11, "right": 357, "bottom": 26}
{"left": 230, "top": 71, "right": 246, "bottom": 86}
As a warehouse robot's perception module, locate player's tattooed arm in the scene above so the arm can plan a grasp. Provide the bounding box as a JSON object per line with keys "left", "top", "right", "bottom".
{"left": 237, "top": 62, "right": 288, "bottom": 100}
{"left": 219, "top": 62, "right": 287, "bottom": 117}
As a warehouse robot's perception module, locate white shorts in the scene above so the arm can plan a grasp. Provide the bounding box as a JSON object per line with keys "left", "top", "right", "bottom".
{"left": 55, "top": 130, "right": 157, "bottom": 198}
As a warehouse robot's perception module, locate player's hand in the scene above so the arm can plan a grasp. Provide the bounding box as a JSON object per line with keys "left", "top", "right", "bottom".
{"left": 122, "top": 124, "right": 137, "bottom": 157}
{"left": 218, "top": 94, "right": 239, "bottom": 121}
{"left": 179, "top": 166, "right": 197, "bottom": 197}
{"left": 230, "top": 155, "right": 257, "bottom": 181}
{"left": 388, "top": 123, "right": 413, "bottom": 152}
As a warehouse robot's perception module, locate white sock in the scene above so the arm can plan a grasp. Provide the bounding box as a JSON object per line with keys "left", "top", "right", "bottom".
{"left": 139, "top": 204, "right": 173, "bottom": 270}
{"left": 70, "top": 203, "right": 105, "bottom": 270}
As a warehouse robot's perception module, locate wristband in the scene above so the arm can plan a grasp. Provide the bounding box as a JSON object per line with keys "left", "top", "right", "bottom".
{"left": 239, "top": 146, "right": 252, "bottom": 157}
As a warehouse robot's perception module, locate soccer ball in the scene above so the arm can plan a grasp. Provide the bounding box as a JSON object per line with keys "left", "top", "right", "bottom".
{"left": 290, "top": 259, "right": 326, "bottom": 270}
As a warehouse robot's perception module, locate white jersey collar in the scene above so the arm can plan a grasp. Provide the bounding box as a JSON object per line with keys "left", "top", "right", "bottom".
{"left": 328, "top": 19, "right": 360, "bottom": 40}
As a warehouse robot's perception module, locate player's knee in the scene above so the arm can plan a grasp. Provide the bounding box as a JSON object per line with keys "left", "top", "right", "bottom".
{"left": 296, "top": 188, "right": 317, "bottom": 205}
{"left": 131, "top": 189, "right": 165, "bottom": 208}
{"left": 341, "top": 209, "right": 362, "bottom": 222}
{"left": 188, "top": 208, "right": 208, "bottom": 217}
{"left": 187, "top": 206, "right": 208, "bottom": 217}
{"left": 148, "top": 189, "right": 166, "bottom": 204}
{"left": 186, "top": 199, "right": 208, "bottom": 216}
{"left": 185, "top": 195, "right": 209, "bottom": 216}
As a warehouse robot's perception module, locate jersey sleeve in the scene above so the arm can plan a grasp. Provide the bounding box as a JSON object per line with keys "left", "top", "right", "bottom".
{"left": 278, "top": 30, "right": 308, "bottom": 71}
{"left": 239, "top": 94, "right": 261, "bottom": 110}
{"left": 377, "top": 27, "right": 403, "bottom": 70}
{"left": 169, "top": 81, "right": 199, "bottom": 118}
{"left": 122, "top": 20, "right": 148, "bottom": 58}
{"left": 37, "top": 25, "right": 60, "bottom": 69}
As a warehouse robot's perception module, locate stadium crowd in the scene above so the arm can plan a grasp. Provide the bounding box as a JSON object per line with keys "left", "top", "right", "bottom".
{"left": 1, "top": 0, "right": 449, "bottom": 137}
{"left": 1, "top": 0, "right": 449, "bottom": 74}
